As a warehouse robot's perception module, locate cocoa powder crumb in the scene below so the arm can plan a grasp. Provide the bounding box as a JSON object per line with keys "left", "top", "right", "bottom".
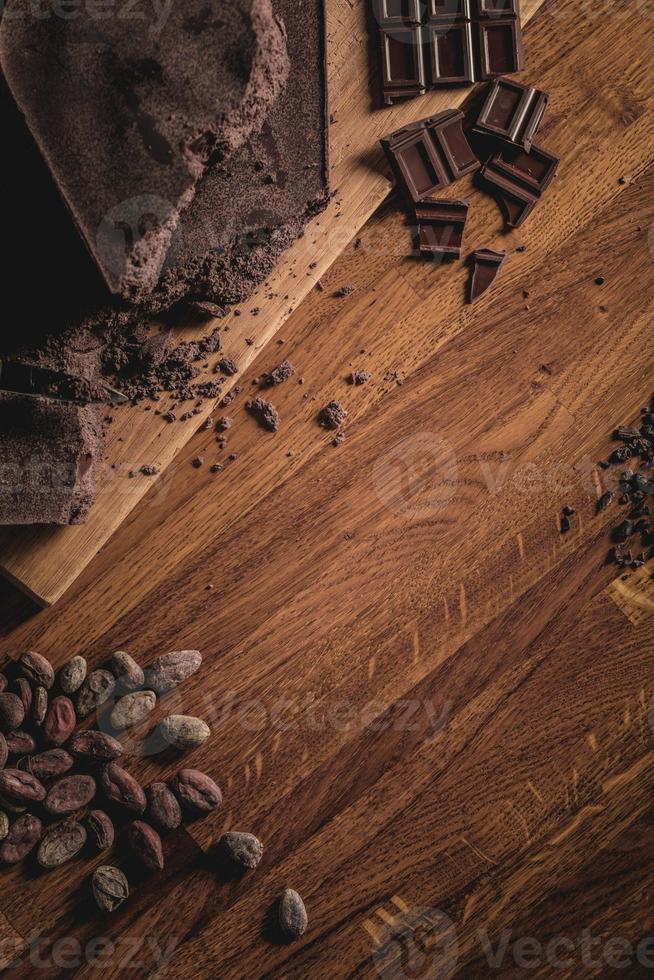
{"left": 318, "top": 401, "right": 348, "bottom": 430}
{"left": 246, "top": 398, "right": 280, "bottom": 432}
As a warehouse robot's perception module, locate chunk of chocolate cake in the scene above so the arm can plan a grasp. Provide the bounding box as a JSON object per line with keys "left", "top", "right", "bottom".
{"left": 0, "top": 394, "right": 104, "bottom": 525}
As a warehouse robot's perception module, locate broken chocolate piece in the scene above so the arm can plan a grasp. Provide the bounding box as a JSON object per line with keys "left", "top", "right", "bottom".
{"left": 469, "top": 248, "right": 507, "bottom": 303}
{"left": 381, "top": 111, "right": 479, "bottom": 205}
{"left": 318, "top": 401, "right": 348, "bottom": 430}
{"left": 262, "top": 361, "right": 295, "bottom": 386}
{"left": 473, "top": 77, "right": 548, "bottom": 151}
{"left": 414, "top": 199, "right": 469, "bottom": 259}
{"left": 0, "top": 393, "right": 104, "bottom": 526}
{"left": 481, "top": 142, "right": 559, "bottom": 228}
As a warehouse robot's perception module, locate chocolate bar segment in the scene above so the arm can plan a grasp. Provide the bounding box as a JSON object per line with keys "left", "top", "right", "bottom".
{"left": 381, "top": 110, "right": 480, "bottom": 205}
{"left": 473, "top": 78, "right": 548, "bottom": 150}
{"left": 469, "top": 248, "right": 506, "bottom": 303}
{"left": 379, "top": 25, "right": 427, "bottom": 104}
{"left": 415, "top": 199, "right": 469, "bottom": 258}
{"left": 481, "top": 141, "right": 558, "bottom": 227}
{"left": 477, "top": 18, "right": 523, "bottom": 78}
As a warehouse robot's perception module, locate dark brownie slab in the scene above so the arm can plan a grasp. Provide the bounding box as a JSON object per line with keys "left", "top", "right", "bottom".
{"left": 0, "top": 0, "right": 290, "bottom": 301}
{"left": 0, "top": 394, "right": 104, "bottom": 525}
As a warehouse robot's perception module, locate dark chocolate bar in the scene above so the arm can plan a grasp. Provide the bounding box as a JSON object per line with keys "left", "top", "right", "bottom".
{"left": 469, "top": 248, "right": 506, "bottom": 302}
{"left": 481, "top": 142, "right": 558, "bottom": 227}
{"left": 373, "top": 0, "right": 523, "bottom": 103}
{"left": 381, "top": 111, "right": 480, "bottom": 204}
{"left": 415, "top": 199, "right": 469, "bottom": 258}
{"left": 473, "top": 77, "right": 548, "bottom": 150}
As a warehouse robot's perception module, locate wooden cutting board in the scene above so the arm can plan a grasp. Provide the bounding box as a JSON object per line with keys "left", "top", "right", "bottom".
{"left": 0, "top": 0, "right": 546, "bottom": 607}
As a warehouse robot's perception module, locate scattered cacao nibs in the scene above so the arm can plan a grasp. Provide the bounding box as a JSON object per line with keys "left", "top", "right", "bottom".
{"left": 318, "top": 401, "right": 348, "bottom": 430}
{"left": 596, "top": 491, "right": 614, "bottom": 513}
{"left": 560, "top": 515, "right": 571, "bottom": 534}
{"left": 562, "top": 505, "right": 576, "bottom": 516}
{"left": 246, "top": 398, "right": 280, "bottom": 432}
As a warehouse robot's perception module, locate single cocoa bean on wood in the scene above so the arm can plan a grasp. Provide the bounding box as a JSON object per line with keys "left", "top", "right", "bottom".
{"left": 37, "top": 820, "right": 87, "bottom": 868}
{"left": 0, "top": 814, "right": 42, "bottom": 864}
{"left": 0, "top": 733, "right": 7, "bottom": 771}
{"left": 5, "top": 731, "right": 36, "bottom": 756}
{"left": 0, "top": 811, "right": 8, "bottom": 840}
{"left": 128, "top": 820, "right": 164, "bottom": 871}
{"left": 20, "top": 749, "right": 74, "bottom": 781}
{"left": 101, "top": 763, "right": 146, "bottom": 814}
{"left": 86, "top": 810, "right": 115, "bottom": 851}
{"left": 170, "top": 770, "right": 222, "bottom": 813}
{"left": 0, "top": 769, "right": 46, "bottom": 804}
{"left": 12, "top": 678, "right": 32, "bottom": 716}
{"left": 45, "top": 774, "right": 96, "bottom": 816}
{"left": 146, "top": 782, "right": 181, "bottom": 831}
{"left": 76, "top": 670, "right": 116, "bottom": 719}
{"left": 157, "top": 715, "right": 210, "bottom": 750}
{"left": 59, "top": 656, "right": 87, "bottom": 695}
{"left": 92, "top": 866, "right": 129, "bottom": 913}
{"left": 43, "top": 696, "right": 77, "bottom": 747}
{"left": 68, "top": 730, "right": 123, "bottom": 762}
{"left": 31, "top": 686, "right": 48, "bottom": 726}
{"left": 278, "top": 889, "right": 308, "bottom": 939}
{"left": 0, "top": 694, "right": 25, "bottom": 734}
{"left": 144, "top": 651, "right": 202, "bottom": 695}
{"left": 19, "top": 651, "right": 55, "bottom": 690}
{"left": 217, "top": 832, "right": 264, "bottom": 870}
{"left": 110, "top": 652, "right": 144, "bottom": 694}
{"left": 110, "top": 691, "right": 156, "bottom": 732}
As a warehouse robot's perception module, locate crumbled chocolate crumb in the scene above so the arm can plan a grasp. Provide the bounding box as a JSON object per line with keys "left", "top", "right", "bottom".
{"left": 200, "top": 417, "right": 213, "bottom": 431}
{"left": 335, "top": 284, "right": 355, "bottom": 298}
{"left": 349, "top": 371, "right": 371, "bottom": 386}
{"left": 318, "top": 401, "right": 348, "bottom": 430}
{"left": 216, "top": 416, "right": 233, "bottom": 431}
{"left": 210, "top": 463, "right": 223, "bottom": 473}
{"left": 228, "top": 452, "right": 238, "bottom": 461}
{"left": 332, "top": 431, "right": 346, "bottom": 447}
{"left": 562, "top": 505, "right": 576, "bottom": 516}
{"left": 219, "top": 357, "right": 238, "bottom": 376}
{"left": 192, "top": 457, "right": 204, "bottom": 469}
{"left": 597, "top": 490, "right": 614, "bottom": 513}
{"left": 140, "top": 465, "right": 160, "bottom": 476}
{"left": 246, "top": 397, "right": 280, "bottom": 432}
{"left": 595, "top": 276, "right": 605, "bottom": 286}
{"left": 560, "top": 515, "right": 570, "bottom": 534}
{"left": 262, "top": 360, "right": 295, "bottom": 386}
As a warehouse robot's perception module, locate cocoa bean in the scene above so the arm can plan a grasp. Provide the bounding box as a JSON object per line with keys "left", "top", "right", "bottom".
{"left": 0, "top": 733, "right": 7, "bottom": 771}
{"left": 0, "top": 811, "right": 8, "bottom": 841}
{"left": 0, "top": 794, "right": 26, "bottom": 815}
{"left": 0, "top": 693, "right": 25, "bottom": 733}
{"left": 59, "top": 656, "right": 87, "bottom": 695}
{"left": 157, "top": 715, "right": 210, "bottom": 750}
{"left": 37, "top": 820, "right": 87, "bottom": 868}
{"left": 86, "top": 809, "right": 115, "bottom": 851}
{"left": 43, "top": 696, "right": 77, "bottom": 747}
{"left": 146, "top": 782, "right": 181, "bottom": 831}
{"left": 101, "top": 763, "right": 146, "bottom": 814}
{"left": 0, "top": 769, "right": 46, "bottom": 804}
{"left": 76, "top": 670, "right": 116, "bottom": 719}
{"left": 92, "top": 866, "right": 129, "bottom": 913}
{"left": 31, "top": 686, "right": 48, "bottom": 726}
{"left": 12, "top": 678, "right": 32, "bottom": 716}
{"left": 109, "top": 691, "right": 156, "bottom": 732}
{"left": 217, "top": 832, "right": 264, "bottom": 871}
{"left": 110, "top": 652, "right": 144, "bottom": 694}
{"left": 128, "top": 820, "right": 164, "bottom": 871}
{"left": 0, "top": 814, "right": 42, "bottom": 864}
{"left": 19, "top": 651, "right": 54, "bottom": 690}
{"left": 45, "top": 774, "right": 96, "bottom": 816}
{"left": 170, "top": 769, "right": 222, "bottom": 813}
{"left": 278, "top": 889, "right": 308, "bottom": 939}
{"left": 144, "top": 650, "right": 202, "bottom": 696}
{"left": 5, "top": 731, "right": 36, "bottom": 756}
{"left": 68, "top": 730, "right": 123, "bottom": 763}
{"left": 20, "top": 749, "right": 74, "bottom": 781}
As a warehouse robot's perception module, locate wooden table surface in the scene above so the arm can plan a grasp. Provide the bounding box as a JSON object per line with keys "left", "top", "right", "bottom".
{"left": 0, "top": 0, "right": 653, "bottom": 976}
